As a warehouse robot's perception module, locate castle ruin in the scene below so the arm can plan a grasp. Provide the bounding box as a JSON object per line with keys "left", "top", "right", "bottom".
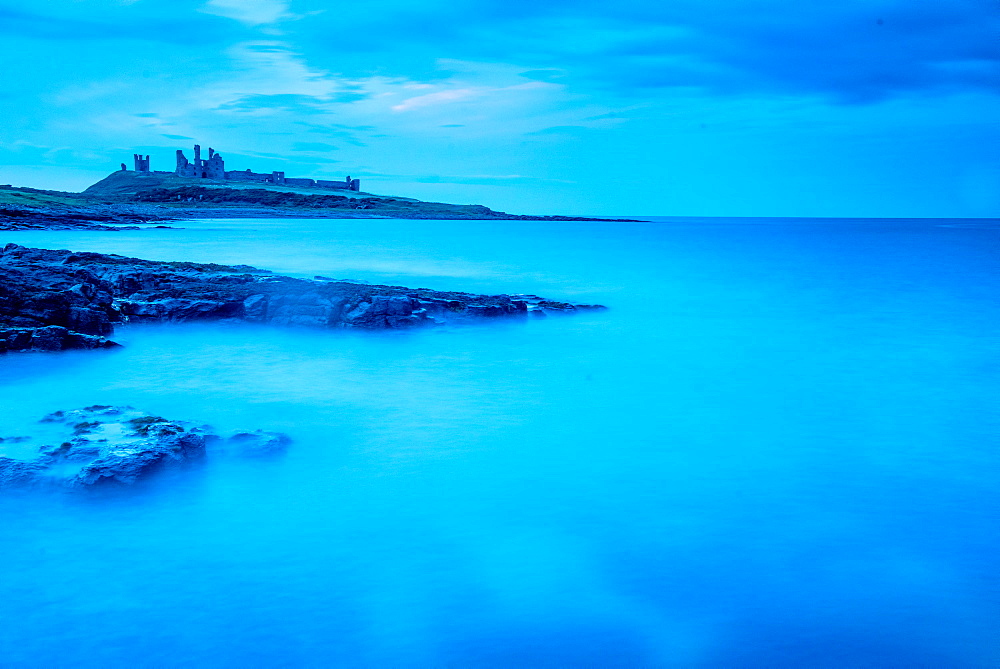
{"left": 126, "top": 144, "right": 360, "bottom": 192}
{"left": 176, "top": 145, "right": 225, "bottom": 180}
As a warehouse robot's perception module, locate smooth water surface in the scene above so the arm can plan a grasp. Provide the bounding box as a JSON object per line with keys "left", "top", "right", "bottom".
{"left": 1, "top": 217, "right": 998, "bottom": 666}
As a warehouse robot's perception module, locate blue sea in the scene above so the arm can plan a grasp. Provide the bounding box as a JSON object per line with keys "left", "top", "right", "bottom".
{"left": 0, "top": 217, "right": 997, "bottom": 667}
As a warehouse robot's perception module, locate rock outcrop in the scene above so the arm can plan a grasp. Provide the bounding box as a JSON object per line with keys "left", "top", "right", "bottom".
{"left": 0, "top": 244, "right": 604, "bottom": 352}
{"left": 0, "top": 406, "right": 290, "bottom": 490}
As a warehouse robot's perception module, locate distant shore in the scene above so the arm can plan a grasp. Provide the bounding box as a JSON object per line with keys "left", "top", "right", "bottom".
{"left": 0, "top": 172, "right": 643, "bottom": 230}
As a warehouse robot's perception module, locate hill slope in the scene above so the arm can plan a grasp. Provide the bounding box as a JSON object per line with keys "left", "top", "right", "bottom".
{"left": 83, "top": 170, "right": 379, "bottom": 200}
{"left": 1, "top": 171, "right": 640, "bottom": 228}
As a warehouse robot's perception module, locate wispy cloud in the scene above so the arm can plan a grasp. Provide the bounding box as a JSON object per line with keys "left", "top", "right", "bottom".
{"left": 392, "top": 89, "right": 478, "bottom": 112}
{"left": 199, "top": 0, "right": 295, "bottom": 26}
{"left": 525, "top": 125, "right": 591, "bottom": 137}
{"left": 291, "top": 141, "right": 338, "bottom": 152}
{"left": 290, "top": 0, "right": 1000, "bottom": 104}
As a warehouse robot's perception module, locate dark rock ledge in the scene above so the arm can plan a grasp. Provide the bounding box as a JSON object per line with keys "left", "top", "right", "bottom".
{"left": 0, "top": 405, "right": 289, "bottom": 490}
{"left": 0, "top": 244, "right": 605, "bottom": 353}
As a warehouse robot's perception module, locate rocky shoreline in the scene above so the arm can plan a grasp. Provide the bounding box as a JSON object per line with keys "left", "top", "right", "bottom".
{"left": 0, "top": 204, "right": 176, "bottom": 231}
{"left": 0, "top": 243, "right": 605, "bottom": 353}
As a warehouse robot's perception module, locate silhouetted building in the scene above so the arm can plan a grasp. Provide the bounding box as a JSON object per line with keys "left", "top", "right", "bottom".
{"left": 126, "top": 143, "right": 360, "bottom": 192}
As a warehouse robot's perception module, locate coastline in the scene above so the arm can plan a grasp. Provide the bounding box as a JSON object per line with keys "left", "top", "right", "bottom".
{"left": 0, "top": 175, "right": 644, "bottom": 230}
{"left": 0, "top": 242, "right": 605, "bottom": 354}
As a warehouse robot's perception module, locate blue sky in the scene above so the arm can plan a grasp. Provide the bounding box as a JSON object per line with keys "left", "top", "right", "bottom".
{"left": 0, "top": 0, "right": 997, "bottom": 216}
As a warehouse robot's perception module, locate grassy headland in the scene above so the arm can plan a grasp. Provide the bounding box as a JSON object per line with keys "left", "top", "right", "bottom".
{"left": 0, "top": 171, "right": 640, "bottom": 229}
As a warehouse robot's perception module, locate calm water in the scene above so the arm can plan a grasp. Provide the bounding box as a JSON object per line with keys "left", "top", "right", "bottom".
{"left": 0, "top": 217, "right": 997, "bottom": 667}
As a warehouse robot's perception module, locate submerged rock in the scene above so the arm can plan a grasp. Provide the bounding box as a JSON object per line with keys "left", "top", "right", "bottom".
{"left": 0, "top": 458, "right": 50, "bottom": 487}
{"left": 0, "top": 406, "right": 291, "bottom": 490}
{"left": 224, "top": 431, "right": 291, "bottom": 458}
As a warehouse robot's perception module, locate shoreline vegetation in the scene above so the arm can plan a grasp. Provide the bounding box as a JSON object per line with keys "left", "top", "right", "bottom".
{"left": 0, "top": 171, "right": 643, "bottom": 230}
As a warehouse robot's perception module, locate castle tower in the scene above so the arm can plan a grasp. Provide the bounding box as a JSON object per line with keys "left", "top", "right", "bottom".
{"left": 204, "top": 149, "right": 225, "bottom": 179}
{"left": 175, "top": 150, "right": 185, "bottom": 173}
{"left": 133, "top": 154, "right": 150, "bottom": 172}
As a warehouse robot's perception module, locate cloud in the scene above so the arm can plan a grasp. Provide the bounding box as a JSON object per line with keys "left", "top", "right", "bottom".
{"left": 0, "top": 6, "right": 231, "bottom": 44}
{"left": 208, "top": 42, "right": 350, "bottom": 104}
{"left": 291, "top": 141, "right": 338, "bottom": 152}
{"left": 199, "top": 0, "right": 294, "bottom": 26}
{"left": 598, "top": 1, "right": 1000, "bottom": 103}
{"left": 525, "top": 125, "right": 591, "bottom": 136}
{"left": 392, "top": 88, "right": 477, "bottom": 112}
{"left": 519, "top": 69, "right": 567, "bottom": 82}
{"left": 290, "top": 0, "right": 1000, "bottom": 104}
{"left": 216, "top": 94, "right": 331, "bottom": 114}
